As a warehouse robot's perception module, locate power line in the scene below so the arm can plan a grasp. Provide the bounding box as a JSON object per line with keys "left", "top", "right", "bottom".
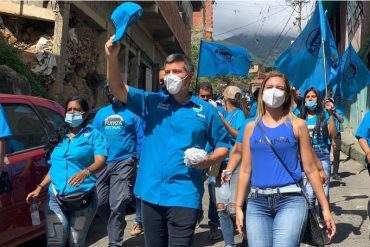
{"left": 213, "top": 8, "right": 285, "bottom": 37}
{"left": 262, "top": 8, "right": 295, "bottom": 64}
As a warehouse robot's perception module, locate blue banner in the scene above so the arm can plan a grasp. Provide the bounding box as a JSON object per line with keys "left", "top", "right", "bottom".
{"left": 275, "top": 1, "right": 339, "bottom": 94}
{"left": 198, "top": 40, "right": 251, "bottom": 77}
{"left": 339, "top": 44, "right": 370, "bottom": 100}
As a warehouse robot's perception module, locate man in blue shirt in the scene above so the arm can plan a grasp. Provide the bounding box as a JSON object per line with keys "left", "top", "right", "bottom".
{"left": 105, "top": 37, "right": 229, "bottom": 247}
{"left": 355, "top": 110, "right": 370, "bottom": 231}
{"left": 0, "top": 105, "right": 11, "bottom": 175}
{"left": 356, "top": 111, "right": 370, "bottom": 175}
{"left": 93, "top": 86, "right": 143, "bottom": 247}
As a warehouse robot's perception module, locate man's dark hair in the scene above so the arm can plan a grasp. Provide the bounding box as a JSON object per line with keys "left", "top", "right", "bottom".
{"left": 197, "top": 82, "right": 213, "bottom": 95}
{"left": 165, "top": 54, "right": 194, "bottom": 73}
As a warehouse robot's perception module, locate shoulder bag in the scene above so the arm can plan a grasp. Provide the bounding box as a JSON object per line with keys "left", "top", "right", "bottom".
{"left": 256, "top": 122, "right": 331, "bottom": 247}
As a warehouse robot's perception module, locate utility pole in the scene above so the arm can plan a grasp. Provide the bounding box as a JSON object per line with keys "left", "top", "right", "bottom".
{"left": 296, "top": 0, "right": 302, "bottom": 33}
{"left": 288, "top": 0, "right": 307, "bottom": 34}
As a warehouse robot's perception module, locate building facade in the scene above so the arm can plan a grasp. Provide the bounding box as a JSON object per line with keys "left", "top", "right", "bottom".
{"left": 0, "top": 0, "right": 203, "bottom": 108}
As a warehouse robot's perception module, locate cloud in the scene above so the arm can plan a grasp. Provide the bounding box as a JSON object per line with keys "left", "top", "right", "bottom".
{"left": 213, "top": 0, "right": 314, "bottom": 39}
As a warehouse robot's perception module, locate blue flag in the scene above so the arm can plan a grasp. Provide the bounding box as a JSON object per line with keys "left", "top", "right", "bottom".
{"left": 339, "top": 44, "right": 370, "bottom": 100}
{"left": 198, "top": 40, "right": 251, "bottom": 77}
{"left": 275, "top": 1, "right": 339, "bottom": 94}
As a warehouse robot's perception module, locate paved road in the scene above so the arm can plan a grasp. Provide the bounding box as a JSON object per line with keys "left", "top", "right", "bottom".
{"left": 86, "top": 152, "right": 370, "bottom": 247}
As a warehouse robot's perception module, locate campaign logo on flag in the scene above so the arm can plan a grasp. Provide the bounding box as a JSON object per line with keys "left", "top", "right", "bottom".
{"left": 275, "top": 1, "right": 339, "bottom": 95}
{"left": 339, "top": 44, "right": 370, "bottom": 100}
{"left": 198, "top": 40, "right": 251, "bottom": 78}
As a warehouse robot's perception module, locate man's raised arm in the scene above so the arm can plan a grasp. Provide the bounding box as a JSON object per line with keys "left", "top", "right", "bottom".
{"left": 105, "top": 36, "right": 129, "bottom": 103}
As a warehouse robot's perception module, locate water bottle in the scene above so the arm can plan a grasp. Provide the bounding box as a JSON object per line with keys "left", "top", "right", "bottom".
{"left": 30, "top": 200, "right": 40, "bottom": 226}
{"left": 218, "top": 182, "right": 231, "bottom": 205}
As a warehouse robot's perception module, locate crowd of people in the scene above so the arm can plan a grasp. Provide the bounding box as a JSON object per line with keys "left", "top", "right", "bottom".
{"left": 7, "top": 35, "right": 366, "bottom": 247}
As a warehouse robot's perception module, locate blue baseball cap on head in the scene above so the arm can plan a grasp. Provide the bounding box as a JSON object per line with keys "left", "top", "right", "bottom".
{"left": 111, "top": 2, "right": 143, "bottom": 43}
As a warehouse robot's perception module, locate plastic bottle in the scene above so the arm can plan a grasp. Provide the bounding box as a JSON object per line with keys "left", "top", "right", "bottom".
{"left": 30, "top": 200, "right": 40, "bottom": 226}
{"left": 218, "top": 182, "right": 231, "bottom": 205}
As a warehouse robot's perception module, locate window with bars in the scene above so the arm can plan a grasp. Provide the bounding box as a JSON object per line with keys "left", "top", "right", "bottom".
{"left": 346, "top": 1, "right": 363, "bottom": 41}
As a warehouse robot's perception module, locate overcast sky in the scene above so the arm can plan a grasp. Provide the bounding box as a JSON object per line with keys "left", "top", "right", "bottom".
{"left": 213, "top": 0, "right": 315, "bottom": 40}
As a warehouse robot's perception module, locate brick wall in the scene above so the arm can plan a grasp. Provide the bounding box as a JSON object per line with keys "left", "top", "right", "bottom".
{"left": 192, "top": 0, "right": 213, "bottom": 40}
{"left": 157, "top": 1, "right": 191, "bottom": 55}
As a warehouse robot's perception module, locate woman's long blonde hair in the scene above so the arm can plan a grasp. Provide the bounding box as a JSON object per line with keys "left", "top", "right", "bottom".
{"left": 256, "top": 71, "right": 294, "bottom": 119}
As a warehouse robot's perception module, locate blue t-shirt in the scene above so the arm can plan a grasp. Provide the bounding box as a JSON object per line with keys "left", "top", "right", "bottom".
{"left": 356, "top": 111, "right": 370, "bottom": 154}
{"left": 292, "top": 107, "right": 300, "bottom": 117}
{"left": 236, "top": 117, "right": 256, "bottom": 143}
{"left": 305, "top": 111, "right": 331, "bottom": 152}
{"left": 49, "top": 125, "right": 107, "bottom": 196}
{"left": 249, "top": 119, "right": 302, "bottom": 188}
{"left": 249, "top": 101, "right": 257, "bottom": 118}
{"left": 0, "top": 105, "right": 11, "bottom": 138}
{"left": 225, "top": 108, "right": 245, "bottom": 146}
{"left": 93, "top": 104, "right": 142, "bottom": 163}
{"left": 127, "top": 87, "right": 229, "bottom": 209}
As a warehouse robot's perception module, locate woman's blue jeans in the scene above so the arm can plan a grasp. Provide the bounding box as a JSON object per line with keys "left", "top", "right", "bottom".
{"left": 302, "top": 152, "right": 330, "bottom": 218}
{"left": 45, "top": 190, "right": 98, "bottom": 247}
{"left": 246, "top": 192, "right": 308, "bottom": 247}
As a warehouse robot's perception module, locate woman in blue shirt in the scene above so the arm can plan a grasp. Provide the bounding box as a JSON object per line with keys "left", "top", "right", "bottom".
{"left": 235, "top": 72, "right": 335, "bottom": 246}
{"left": 299, "top": 87, "right": 336, "bottom": 218}
{"left": 216, "top": 85, "right": 246, "bottom": 247}
{"left": 26, "top": 96, "right": 107, "bottom": 247}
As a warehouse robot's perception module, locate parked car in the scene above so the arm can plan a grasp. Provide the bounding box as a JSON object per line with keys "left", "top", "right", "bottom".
{"left": 0, "top": 94, "right": 64, "bottom": 247}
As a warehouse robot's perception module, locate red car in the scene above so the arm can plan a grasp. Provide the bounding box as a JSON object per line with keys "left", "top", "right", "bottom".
{"left": 0, "top": 94, "right": 64, "bottom": 247}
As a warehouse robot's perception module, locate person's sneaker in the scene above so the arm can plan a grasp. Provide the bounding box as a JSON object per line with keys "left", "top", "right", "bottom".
{"left": 208, "top": 225, "right": 222, "bottom": 240}
{"left": 130, "top": 223, "right": 143, "bottom": 236}
{"left": 195, "top": 214, "right": 204, "bottom": 229}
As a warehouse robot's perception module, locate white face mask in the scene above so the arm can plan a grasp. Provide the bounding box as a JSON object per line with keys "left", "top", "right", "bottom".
{"left": 164, "top": 73, "right": 185, "bottom": 95}
{"left": 262, "top": 88, "right": 286, "bottom": 108}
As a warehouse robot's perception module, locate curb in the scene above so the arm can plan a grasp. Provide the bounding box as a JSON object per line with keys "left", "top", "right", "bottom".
{"left": 340, "top": 131, "right": 366, "bottom": 168}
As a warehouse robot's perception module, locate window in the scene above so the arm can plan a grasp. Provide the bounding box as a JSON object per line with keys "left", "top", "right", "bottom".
{"left": 35, "top": 106, "right": 64, "bottom": 131}
{"left": 2, "top": 103, "right": 48, "bottom": 154}
{"left": 346, "top": 1, "right": 363, "bottom": 41}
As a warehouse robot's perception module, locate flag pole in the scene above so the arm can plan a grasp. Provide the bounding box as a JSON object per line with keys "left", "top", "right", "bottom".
{"left": 322, "top": 40, "right": 328, "bottom": 98}
{"left": 195, "top": 40, "right": 203, "bottom": 93}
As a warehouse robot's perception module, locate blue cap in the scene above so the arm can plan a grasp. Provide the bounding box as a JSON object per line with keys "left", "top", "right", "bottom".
{"left": 111, "top": 2, "right": 143, "bottom": 43}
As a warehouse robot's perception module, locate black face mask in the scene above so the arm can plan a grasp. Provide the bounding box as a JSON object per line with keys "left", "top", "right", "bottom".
{"left": 294, "top": 96, "right": 303, "bottom": 108}
{"left": 106, "top": 93, "right": 121, "bottom": 107}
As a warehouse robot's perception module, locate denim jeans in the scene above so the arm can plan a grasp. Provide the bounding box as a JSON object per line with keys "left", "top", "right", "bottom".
{"left": 246, "top": 192, "right": 308, "bottom": 247}
{"left": 207, "top": 176, "right": 219, "bottom": 226}
{"left": 45, "top": 190, "right": 98, "bottom": 247}
{"left": 96, "top": 157, "right": 136, "bottom": 247}
{"left": 142, "top": 200, "right": 199, "bottom": 247}
{"left": 215, "top": 164, "right": 240, "bottom": 246}
{"left": 302, "top": 151, "right": 330, "bottom": 218}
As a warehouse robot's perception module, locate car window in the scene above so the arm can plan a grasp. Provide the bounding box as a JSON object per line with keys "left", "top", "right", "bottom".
{"left": 2, "top": 103, "right": 49, "bottom": 154}
{"left": 35, "top": 105, "right": 64, "bottom": 131}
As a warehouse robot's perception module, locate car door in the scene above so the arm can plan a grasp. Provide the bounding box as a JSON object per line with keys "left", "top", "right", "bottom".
{"left": 0, "top": 98, "right": 63, "bottom": 247}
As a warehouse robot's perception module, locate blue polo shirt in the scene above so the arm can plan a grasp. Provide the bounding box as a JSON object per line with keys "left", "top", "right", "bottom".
{"left": 49, "top": 124, "right": 107, "bottom": 196}
{"left": 356, "top": 111, "right": 370, "bottom": 148}
{"left": 93, "top": 104, "right": 141, "bottom": 163}
{"left": 0, "top": 105, "right": 11, "bottom": 138}
{"left": 127, "top": 87, "right": 229, "bottom": 209}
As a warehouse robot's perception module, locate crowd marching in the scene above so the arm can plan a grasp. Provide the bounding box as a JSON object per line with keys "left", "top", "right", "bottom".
{"left": 0, "top": 2, "right": 367, "bottom": 247}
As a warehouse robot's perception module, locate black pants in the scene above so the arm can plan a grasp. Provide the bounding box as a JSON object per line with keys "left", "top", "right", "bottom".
{"left": 332, "top": 133, "right": 342, "bottom": 175}
{"left": 142, "top": 200, "right": 199, "bottom": 247}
